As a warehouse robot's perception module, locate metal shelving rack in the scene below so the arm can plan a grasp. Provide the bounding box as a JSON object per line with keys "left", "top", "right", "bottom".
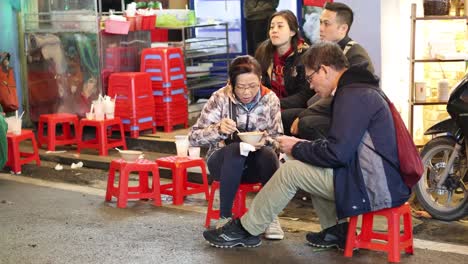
{"left": 155, "top": 22, "right": 230, "bottom": 104}
{"left": 408, "top": 3, "right": 468, "bottom": 142}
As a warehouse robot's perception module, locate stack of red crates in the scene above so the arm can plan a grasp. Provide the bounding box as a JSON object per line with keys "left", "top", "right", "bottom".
{"left": 140, "top": 47, "right": 188, "bottom": 132}
{"left": 107, "top": 72, "right": 156, "bottom": 138}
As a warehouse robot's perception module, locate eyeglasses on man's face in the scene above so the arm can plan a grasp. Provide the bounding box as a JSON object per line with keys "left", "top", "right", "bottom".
{"left": 306, "top": 70, "right": 319, "bottom": 84}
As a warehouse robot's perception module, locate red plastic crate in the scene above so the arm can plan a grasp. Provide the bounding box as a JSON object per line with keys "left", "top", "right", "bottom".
{"left": 151, "top": 28, "right": 169, "bottom": 42}
{"left": 136, "top": 15, "right": 157, "bottom": 30}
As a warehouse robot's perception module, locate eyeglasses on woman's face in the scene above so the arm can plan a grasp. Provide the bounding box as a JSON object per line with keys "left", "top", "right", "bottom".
{"left": 235, "top": 83, "right": 260, "bottom": 93}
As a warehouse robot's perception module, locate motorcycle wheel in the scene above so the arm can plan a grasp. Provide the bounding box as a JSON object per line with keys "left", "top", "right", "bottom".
{"left": 416, "top": 136, "right": 468, "bottom": 221}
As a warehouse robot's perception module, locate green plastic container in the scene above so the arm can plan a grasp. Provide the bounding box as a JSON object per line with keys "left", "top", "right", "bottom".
{"left": 155, "top": 9, "right": 196, "bottom": 27}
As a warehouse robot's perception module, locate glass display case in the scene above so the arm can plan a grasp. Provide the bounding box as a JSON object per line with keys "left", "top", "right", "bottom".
{"left": 21, "top": 0, "right": 100, "bottom": 121}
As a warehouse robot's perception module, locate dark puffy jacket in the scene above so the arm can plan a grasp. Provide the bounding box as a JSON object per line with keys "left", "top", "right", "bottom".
{"left": 281, "top": 36, "right": 374, "bottom": 109}
{"left": 291, "top": 67, "right": 410, "bottom": 219}
{"left": 260, "top": 43, "right": 312, "bottom": 107}
{"left": 244, "top": 0, "right": 279, "bottom": 20}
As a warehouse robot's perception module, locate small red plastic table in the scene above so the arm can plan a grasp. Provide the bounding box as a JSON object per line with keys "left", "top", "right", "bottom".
{"left": 5, "top": 129, "right": 41, "bottom": 174}
{"left": 105, "top": 158, "right": 162, "bottom": 208}
{"left": 38, "top": 113, "right": 79, "bottom": 151}
{"left": 77, "top": 117, "right": 127, "bottom": 156}
{"left": 156, "top": 156, "right": 209, "bottom": 205}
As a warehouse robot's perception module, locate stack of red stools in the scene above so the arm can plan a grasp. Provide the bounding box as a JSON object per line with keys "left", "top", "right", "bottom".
{"left": 140, "top": 47, "right": 188, "bottom": 132}
{"left": 108, "top": 72, "right": 156, "bottom": 138}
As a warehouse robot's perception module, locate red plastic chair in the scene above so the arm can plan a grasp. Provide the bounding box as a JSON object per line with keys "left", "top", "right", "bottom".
{"left": 37, "top": 113, "right": 79, "bottom": 151}
{"left": 156, "top": 156, "right": 209, "bottom": 205}
{"left": 205, "top": 181, "right": 262, "bottom": 228}
{"left": 105, "top": 159, "right": 162, "bottom": 208}
{"left": 77, "top": 117, "right": 127, "bottom": 156}
{"left": 344, "top": 202, "right": 414, "bottom": 263}
{"left": 5, "top": 130, "right": 41, "bottom": 174}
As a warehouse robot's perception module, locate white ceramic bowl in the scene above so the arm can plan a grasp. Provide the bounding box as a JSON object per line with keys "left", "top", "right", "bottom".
{"left": 119, "top": 150, "right": 143, "bottom": 162}
{"left": 237, "top": 131, "right": 263, "bottom": 145}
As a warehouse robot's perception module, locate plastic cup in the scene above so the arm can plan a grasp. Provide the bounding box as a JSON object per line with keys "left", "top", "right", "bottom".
{"left": 6, "top": 117, "right": 21, "bottom": 135}
{"left": 104, "top": 100, "right": 115, "bottom": 113}
{"left": 105, "top": 112, "right": 114, "bottom": 119}
{"left": 175, "top": 135, "right": 189, "bottom": 157}
{"left": 12, "top": 119, "right": 21, "bottom": 135}
{"left": 86, "top": 112, "right": 94, "bottom": 120}
{"left": 188, "top": 147, "right": 201, "bottom": 158}
{"left": 94, "top": 102, "right": 105, "bottom": 121}
{"left": 95, "top": 110, "right": 104, "bottom": 121}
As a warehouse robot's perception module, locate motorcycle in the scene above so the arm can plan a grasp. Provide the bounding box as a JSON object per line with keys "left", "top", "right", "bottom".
{"left": 416, "top": 75, "right": 468, "bottom": 221}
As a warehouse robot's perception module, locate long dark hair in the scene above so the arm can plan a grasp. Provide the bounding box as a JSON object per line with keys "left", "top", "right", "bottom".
{"left": 254, "top": 10, "right": 302, "bottom": 73}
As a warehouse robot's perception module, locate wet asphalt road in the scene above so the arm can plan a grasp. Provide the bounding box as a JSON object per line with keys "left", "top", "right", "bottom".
{"left": 1, "top": 178, "right": 467, "bottom": 264}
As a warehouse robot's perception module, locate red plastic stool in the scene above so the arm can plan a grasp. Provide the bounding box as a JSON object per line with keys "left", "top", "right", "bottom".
{"left": 77, "top": 117, "right": 127, "bottom": 156}
{"left": 344, "top": 202, "right": 414, "bottom": 263}
{"left": 105, "top": 159, "right": 162, "bottom": 208}
{"left": 5, "top": 130, "right": 41, "bottom": 174}
{"left": 38, "top": 113, "right": 79, "bottom": 151}
{"left": 156, "top": 156, "right": 209, "bottom": 205}
{"left": 205, "top": 181, "right": 262, "bottom": 228}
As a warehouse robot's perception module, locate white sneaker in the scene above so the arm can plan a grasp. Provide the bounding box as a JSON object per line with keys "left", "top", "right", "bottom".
{"left": 264, "top": 217, "right": 284, "bottom": 240}
{"left": 215, "top": 217, "right": 232, "bottom": 229}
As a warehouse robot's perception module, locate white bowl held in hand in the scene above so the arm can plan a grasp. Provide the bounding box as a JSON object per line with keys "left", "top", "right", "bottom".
{"left": 119, "top": 150, "right": 143, "bottom": 162}
{"left": 237, "top": 131, "right": 263, "bottom": 145}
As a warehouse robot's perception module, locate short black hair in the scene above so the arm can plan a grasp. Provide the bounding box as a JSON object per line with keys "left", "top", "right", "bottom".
{"left": 324, "top": 2, "right": 354, "bottom": 33}
{"left": 228, "top": 55, "right": 262, "bottom": 88}
{"left": 302, "top": 41, "right": 349, "bottom": 72}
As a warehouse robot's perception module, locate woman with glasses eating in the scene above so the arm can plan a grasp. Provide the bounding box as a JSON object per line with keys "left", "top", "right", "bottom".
{"left": 188, "top": 55, "right": 285, "bottom": 240}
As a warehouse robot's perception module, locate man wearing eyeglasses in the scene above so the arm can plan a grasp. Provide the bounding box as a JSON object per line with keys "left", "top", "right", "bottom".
{"left": 203, "top": 41, "right": 410, "bottom": 250}
{"left": 282, "top": 2, "right": 374, "bottom": 140}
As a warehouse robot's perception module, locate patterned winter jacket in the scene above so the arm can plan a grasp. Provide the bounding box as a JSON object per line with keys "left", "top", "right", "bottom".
{"left": 188, "top": 84, "right": 283, "bottom": 160}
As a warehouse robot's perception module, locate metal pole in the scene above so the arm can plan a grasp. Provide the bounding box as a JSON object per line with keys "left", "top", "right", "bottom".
{"left": 409, "top": 3, "right": 417, "bottom": 137}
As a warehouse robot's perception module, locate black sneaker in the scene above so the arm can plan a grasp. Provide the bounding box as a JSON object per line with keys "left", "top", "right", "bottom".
{"left": 203, "top": 218, "right": 262, "bottom": 248}
{"left": 306, "top": 222, "right": 348, "bottom": 250}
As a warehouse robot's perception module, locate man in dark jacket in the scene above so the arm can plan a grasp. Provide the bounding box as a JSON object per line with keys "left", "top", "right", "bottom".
{"left": 202, "top": 41, "right": 410, "bottom": 249}
{"left": 282, "top": 2, "right": 374, "bottom": 138}
{"left": 244, "top": 0, "right": 279, "bottom": 56}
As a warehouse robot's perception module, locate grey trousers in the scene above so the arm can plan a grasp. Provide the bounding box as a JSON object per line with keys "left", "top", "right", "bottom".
{"left": 241, "top": 160, "right": 336, "bottom": 235}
